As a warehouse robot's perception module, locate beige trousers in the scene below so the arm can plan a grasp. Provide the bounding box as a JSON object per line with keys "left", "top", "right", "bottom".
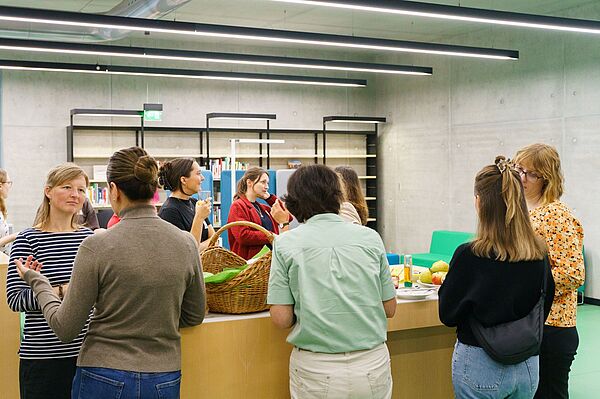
{"left": 289, "top": 343, "right": 392, "bottom": 399}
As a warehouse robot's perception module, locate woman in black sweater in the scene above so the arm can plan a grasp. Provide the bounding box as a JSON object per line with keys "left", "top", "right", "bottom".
{"left": 439, "top": 156, "right": 554, "bottom": 399}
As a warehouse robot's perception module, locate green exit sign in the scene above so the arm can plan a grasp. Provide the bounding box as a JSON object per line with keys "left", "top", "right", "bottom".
{"left": 144, "top": 110, "right": 162, "bottom": 121}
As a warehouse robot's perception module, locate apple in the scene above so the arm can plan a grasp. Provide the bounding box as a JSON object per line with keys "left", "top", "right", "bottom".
{"left": 432, "top": 271, "right": 447, "bottom": 285}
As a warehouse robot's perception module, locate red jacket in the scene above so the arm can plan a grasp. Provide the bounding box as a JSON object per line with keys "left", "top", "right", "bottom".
{"left": 227, "top": 195, "right": 280, "bottom": 260}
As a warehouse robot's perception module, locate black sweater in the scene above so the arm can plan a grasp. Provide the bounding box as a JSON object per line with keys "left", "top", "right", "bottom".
{"left": 438, "top": 243, "right": 555, "bottom": 347}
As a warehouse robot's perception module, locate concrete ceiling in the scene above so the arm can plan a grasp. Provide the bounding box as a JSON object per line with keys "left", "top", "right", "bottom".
{"left": 0, "top": 0, "right": 597, "bottom": 43}
{"left": 0, "top": 0, "right": 598, "bottom": 62}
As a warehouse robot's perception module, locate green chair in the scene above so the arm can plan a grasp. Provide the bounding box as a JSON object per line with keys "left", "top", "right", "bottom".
{"left": 411, "top": 230, "right": 475, "bottom": 267}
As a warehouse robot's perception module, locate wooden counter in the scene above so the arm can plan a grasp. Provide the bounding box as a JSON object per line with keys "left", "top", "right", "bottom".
{"left": 180, "top": 296, "right": 454, "bottom": 398}
{"left": 0, "top": 254, "right": 20, "bottom": 399}
{"left": 1, "top": 260, "right": 454, "bottom": 398}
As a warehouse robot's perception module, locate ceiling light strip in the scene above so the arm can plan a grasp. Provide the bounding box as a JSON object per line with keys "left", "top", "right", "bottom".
{"left": 0, "top": 38, "right": 432, "bottom": 75}
{"left": 0, "top": 59, "right": 367, "bottom": 87}
{"left": 273, "top": 0, "right": 600, "bottom": 35}
{"left": 0, "top": 5, "right": 518, "bottom": 60}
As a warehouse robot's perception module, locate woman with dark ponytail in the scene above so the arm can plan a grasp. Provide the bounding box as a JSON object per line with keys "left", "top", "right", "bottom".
{"left": 439, "top": 156, "right": 555, "bottom": 399}
{"left": 15, "top": 147, "right": 205, "bottom": 399}
{"left": 158, "top": 158, "right": 214, "bottom": 251}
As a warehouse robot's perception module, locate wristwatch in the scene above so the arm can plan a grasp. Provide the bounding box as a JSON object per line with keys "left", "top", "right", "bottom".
{"left": 279, "top": 222, "right": 290, "bottom": 228}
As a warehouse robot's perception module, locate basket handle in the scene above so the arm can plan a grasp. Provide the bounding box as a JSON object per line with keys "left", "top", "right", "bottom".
{"left": 207, "top": 221, "right": 275, "bottom": 248}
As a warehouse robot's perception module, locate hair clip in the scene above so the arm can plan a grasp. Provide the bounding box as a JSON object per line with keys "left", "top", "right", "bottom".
{"left": 495, "top": 157, "right": 511, "bottom": 173}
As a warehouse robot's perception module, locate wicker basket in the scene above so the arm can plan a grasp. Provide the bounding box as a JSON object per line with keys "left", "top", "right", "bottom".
{"left": 201, "top": 221, "right": 274, "bottom": 314}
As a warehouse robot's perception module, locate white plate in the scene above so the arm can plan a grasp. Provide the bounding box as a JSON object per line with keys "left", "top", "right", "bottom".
{"left": 396, "top": 288, "right": 436, "bottom": 300}
{"left": 415, "top": 280, "right": 441, "bottom": 289}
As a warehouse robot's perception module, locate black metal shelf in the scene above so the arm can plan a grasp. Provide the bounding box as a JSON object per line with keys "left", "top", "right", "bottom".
{"left": 323, "top": 115, "right": 385, "bottom": 232}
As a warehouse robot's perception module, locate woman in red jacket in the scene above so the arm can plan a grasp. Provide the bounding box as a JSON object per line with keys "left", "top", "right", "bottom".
{"left": 227, "top": 167, "right": 290, "bottom": 259}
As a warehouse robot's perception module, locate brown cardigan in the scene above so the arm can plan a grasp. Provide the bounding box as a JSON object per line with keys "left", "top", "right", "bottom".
{"left": 24, "top": 205, "right": 205, "bottom": 372}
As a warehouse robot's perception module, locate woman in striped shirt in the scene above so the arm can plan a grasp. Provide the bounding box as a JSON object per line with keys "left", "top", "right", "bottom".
{"left": 6, "top": 163, "right": 93, "bottom": 399}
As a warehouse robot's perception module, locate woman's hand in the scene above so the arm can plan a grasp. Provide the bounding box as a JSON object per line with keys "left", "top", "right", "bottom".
{"left": 271, "top": 199, "right": 290, "bottom": 224}
{"left": 195, "top": 198, "right": 211, "bottom": 220}
{"left": 15, "top": 255, "right": 43, "bottom": 280}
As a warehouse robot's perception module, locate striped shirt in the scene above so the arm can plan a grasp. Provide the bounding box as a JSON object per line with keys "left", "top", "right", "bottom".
{"left": 6, "top": 227, "right": 93, "bottom": 359}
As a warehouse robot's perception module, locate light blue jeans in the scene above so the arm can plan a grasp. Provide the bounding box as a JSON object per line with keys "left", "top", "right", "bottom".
{"left": 71, "top": 367, "right": 181, "bottom": 399}
{"left": 452, "top": 341, "right": 539, "bottom": 399}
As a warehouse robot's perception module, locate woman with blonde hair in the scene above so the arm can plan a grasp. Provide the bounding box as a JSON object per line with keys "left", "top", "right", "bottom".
{"left": 0, "top": 168, "right": 16, "bottom": 253}
{"left": 334, "top": 166, "right": 368, "bottom": 225}
{"left": 6, "top": 163, "right": 93, "bottom": 399}
{"left": 514, "top": 143, "right": 584, "bottom": 399}
{"left": 15, "top": 147, "right": 205, "bottom": 399}
{"left": 439, "top": 156, "right": 554, "bottom": 398}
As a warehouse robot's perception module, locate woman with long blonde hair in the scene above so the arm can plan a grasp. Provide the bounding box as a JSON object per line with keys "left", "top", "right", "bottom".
{"left": 439, "top": 156, "right": 554, "bottom": 399}
{"left": 6, "top": 163, "right": 93, "bottom": 399}
{"left": 514, "top": 143, "right": 584, "bottom": 399}
{"left": 0, "top": 168, "right": 16, "bottom": 253}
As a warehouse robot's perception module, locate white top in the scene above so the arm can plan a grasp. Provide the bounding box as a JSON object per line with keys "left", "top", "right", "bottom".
{"left": 0, "top": 212, "right": 10, "bottom": 254}
{"left": 339, "top": 201, "right": 362, "bottom": 225}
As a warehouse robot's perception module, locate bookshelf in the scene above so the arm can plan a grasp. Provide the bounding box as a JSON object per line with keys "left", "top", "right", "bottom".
{"left": 67, "top": 112, "right": 380, "bottom": 232}
{"left": 323, "top": 115, "right": 385, "bottom": 231}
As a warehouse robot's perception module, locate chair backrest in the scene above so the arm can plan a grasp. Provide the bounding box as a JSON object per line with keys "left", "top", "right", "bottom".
{"left": 429, "top": 230, "right": 475, "bottom": 255}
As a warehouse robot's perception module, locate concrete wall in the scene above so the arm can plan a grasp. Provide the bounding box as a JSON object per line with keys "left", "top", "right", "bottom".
{"left": 375, "top": 6, "right": 600, "bottom": 299}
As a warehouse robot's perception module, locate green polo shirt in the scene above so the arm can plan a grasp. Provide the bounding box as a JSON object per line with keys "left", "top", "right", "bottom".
{"left": 267, "top": 213, "right": 395, "bottom": 353}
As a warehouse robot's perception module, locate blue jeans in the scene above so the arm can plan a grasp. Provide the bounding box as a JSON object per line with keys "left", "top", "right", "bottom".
{"left": 452, "top": 341, "right": 539, "bottom": 399}
{"left": 71, "top": 367, "right": 181, "bottom": 399}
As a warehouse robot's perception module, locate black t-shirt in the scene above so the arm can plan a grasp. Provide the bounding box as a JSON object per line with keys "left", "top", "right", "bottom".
{"left": 158, "top": 197, "right": 211, "bottom": 242}
{"left": 438, "top": 243, "right": 555, "bottom": 347}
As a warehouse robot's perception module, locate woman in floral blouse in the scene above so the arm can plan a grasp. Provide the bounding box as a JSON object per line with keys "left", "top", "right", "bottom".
{"left": 514, "top": 143, "right": 585, "bottom": 399}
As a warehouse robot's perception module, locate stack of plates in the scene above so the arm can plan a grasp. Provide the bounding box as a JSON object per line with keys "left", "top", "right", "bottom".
{"left": 395, "top": 287, "right": 436, "bottom": 300}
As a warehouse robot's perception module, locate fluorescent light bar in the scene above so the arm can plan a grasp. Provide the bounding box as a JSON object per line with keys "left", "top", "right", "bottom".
{"left": 0, "top": 6, "right": 518, "bottom": 60}
{"left": 274, "top": 0, "right": 600, "bottom": 35}
{"left": 237, "top": 139, "right": 285, "bottom": 144}
{"left": 0, "top": 59, "right": 367, "bottom": 87}
{"left": 323, "top": 115, "right": 386, "bottom": 124}
{"left": 70, "top": 109, "right": 142, "bottom": 118}
{"left": 0, "top": 38, "right": 432, "bottom": 76}
{"left": 207, "top": 113, "right": 277, "bottom": 120}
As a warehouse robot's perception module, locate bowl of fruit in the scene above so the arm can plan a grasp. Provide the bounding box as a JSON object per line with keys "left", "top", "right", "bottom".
{"left": 416, "top": 260, "right": 449, "bottom": 289}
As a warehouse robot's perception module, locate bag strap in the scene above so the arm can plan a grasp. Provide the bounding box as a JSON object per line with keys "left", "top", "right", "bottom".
{"left": 540, "top": 256, "right": 549, "bottom": 297}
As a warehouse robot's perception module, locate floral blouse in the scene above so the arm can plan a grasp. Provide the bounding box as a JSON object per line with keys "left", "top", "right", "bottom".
{"left": 530, "top": 201, "right": 585, "bottom": 327}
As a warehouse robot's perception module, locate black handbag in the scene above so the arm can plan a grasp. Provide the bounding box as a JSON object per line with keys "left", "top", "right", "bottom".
{"left": 469, "top": 257, "right": 549, "bottom": 365}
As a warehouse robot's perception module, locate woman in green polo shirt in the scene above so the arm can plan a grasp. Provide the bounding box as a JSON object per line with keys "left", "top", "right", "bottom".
{"left": 267, "top": 164, "right": 397, "bottom": 399}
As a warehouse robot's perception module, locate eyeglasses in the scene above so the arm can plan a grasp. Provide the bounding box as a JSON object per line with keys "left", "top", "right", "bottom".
{"left": 514, "top": 166, "right": 543, "bottom": 182}
{"left": 0, "top": 181, "right": 12, "bottom": 187}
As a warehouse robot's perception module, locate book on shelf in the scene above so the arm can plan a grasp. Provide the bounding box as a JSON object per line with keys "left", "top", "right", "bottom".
{"left": 209, "top": 158, "right": 250, "bottom": 179}
{"left": 87, "top": 183, "right": 108, "bottom": 206}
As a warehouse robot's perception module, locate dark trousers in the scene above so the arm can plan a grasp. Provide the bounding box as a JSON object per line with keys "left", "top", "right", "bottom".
{"left": 534, "top": 326, "right": 579, "bottom": 399}
{"left": 20, "top": 357, "right": 77, "bottom": 399}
